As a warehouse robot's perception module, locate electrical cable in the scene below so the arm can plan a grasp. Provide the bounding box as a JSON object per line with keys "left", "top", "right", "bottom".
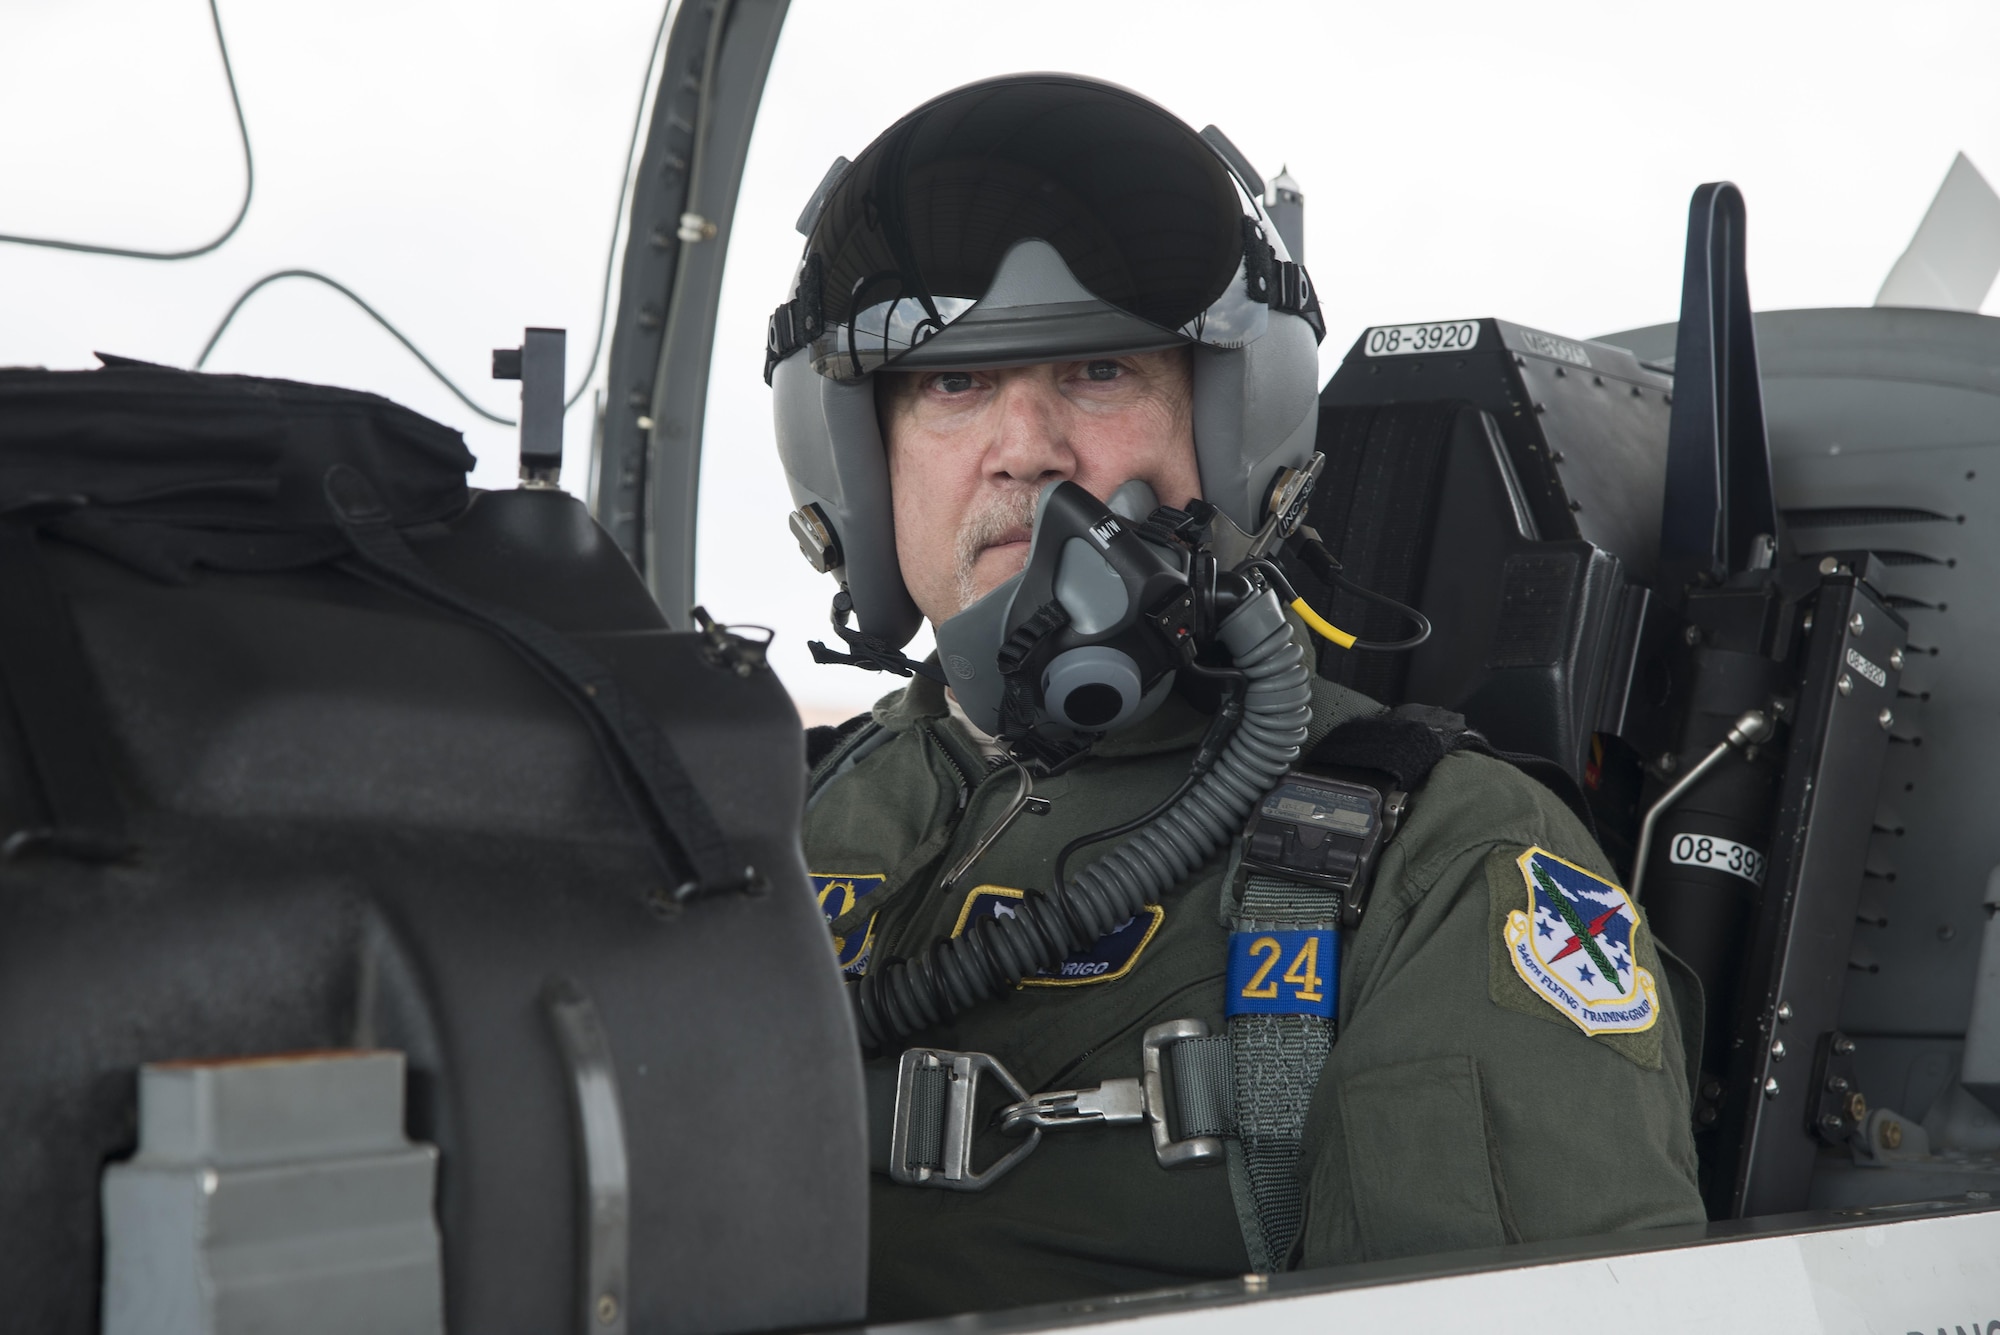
{"left": 193, "top": 269, "right": 515, "bottom": 425}
{"left": 0, "top": 0, "right": 252, "bottom": 261}
{"left": 1284, "top": 539, "right": 1433, "bottom": 652}
{"left": 189, "top": 0, "right": 679, "bottom": 423}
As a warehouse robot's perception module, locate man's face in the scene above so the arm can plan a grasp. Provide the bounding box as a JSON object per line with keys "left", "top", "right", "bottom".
{"left": 879, "top": 349, "right": 1201, "bottom": 627}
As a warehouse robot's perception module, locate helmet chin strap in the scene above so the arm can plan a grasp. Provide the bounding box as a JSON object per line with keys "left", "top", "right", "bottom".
{"left": 807, "top": 589, "right": 946, "bottom": 683}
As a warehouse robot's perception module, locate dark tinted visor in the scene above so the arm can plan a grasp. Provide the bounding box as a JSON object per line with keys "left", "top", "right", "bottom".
{"left": 800, "top": 75, "right": 1254, "bottom": 379}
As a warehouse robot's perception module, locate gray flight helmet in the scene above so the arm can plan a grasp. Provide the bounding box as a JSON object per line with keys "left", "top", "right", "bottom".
{"left": 767, "top": 73, "right": 1326, "bottom": 651}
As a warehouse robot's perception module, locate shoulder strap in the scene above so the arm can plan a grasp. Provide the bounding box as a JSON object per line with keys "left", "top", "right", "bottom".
{"left": 1310, "top": 702, "right": 1598, "bottom": 841}
{"left": 1218, "top": 703, "right": 1595, "bottom": 1269}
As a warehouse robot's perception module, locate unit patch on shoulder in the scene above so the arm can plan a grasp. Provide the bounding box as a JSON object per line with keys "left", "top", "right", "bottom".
{"left": 1502, "top": 847, "right": 1658, "bottom": 1036}
{"left": 812, "top": 873, "right": 886, "bottom": 979}
{"left": 952, "top": 886, "right": 1163, "bottom": 986}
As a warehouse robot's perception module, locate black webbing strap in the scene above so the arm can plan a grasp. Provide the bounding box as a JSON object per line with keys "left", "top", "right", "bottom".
{"left": 0, "top": 522, "right": 133, "bottom": 860}
{"left": 1312, "top": 703, "right": 1598, "bottom": 841}
{"left": 321, "top": 465, "right": 749, "bottom": 902}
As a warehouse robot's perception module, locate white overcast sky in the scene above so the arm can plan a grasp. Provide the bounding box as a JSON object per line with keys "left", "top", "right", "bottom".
{"left": 5, "top": 0, "right": 2000, "bottom": 720}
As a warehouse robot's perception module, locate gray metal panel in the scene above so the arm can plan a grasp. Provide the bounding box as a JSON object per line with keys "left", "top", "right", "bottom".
{"left": 1729, "top": 576, "right": 1906, "bottom": 1216}
{"left": 593, "top": 0, "right": 791, "bottom": 623}
{"left": 1602, "top": 309, "right": 2000, "bottom": 1039}
{"left": 102, "top": 1052, "right": 444, "bottom": 1335}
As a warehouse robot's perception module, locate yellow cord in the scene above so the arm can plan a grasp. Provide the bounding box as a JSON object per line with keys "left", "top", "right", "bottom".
{"left": 1290, "top": 597, "right": 1357, "bottom": 649}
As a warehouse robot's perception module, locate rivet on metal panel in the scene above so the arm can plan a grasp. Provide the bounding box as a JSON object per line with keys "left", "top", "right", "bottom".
{"left": 1771, "top": 1040, "right": 1787, "bottom": 1061}
{"left": 1684, "top": 625, "right": 1702, "bottom": 646}
{"left": 1850, "top": 612, "right": 1866, "bottom": 634}
{"left": 1890, "top": 648, "right": 1905, "bottom": 671}
{"left": 1818, "top": 556, "right": 1840, "bottom": 575}
{"left": 1838, "top": 674, "right": 1853, "bottom": 696}
{"left": 1776, "top": 1002, "right": 1793, "bottom": 1022}
{"left": 1879, "top": 709, "right": 1894, "bottom": 731}
{"left": 1764, "top": 1077, "right": 1781, "bottom": 1098}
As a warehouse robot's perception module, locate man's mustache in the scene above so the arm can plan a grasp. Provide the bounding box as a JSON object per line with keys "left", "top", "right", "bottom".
{"left": 953, "top": 489, "right": 1039, "bottom": 611}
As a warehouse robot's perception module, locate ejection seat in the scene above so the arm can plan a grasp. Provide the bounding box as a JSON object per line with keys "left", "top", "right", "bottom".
{"left": 1281, "top": 185, "right": 1912, "bottom": 1224}
{"left": 1293, "top": 318, "right": 1670, "bottom": 859}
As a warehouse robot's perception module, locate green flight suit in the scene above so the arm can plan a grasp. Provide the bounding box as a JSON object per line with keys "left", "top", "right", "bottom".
{"left": 805, "top": 648, "right": 1705, "bottom": 1322}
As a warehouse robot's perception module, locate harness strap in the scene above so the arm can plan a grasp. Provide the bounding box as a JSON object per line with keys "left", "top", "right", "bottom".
{"left": 1222, "top": 873, "right": 1339, "bottom": 1272}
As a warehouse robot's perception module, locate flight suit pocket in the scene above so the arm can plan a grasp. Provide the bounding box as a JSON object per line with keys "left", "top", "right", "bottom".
{"left": 1334, "top": 1053, "right": 1514, "bottom": 1261}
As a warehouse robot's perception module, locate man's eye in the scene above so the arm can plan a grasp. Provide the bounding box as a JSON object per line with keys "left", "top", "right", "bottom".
{"left": 1083, "top": 361, "right": 1123, "bottom": 382}
{"left": 932, "top": 372, "right": 977, "bottom": 394}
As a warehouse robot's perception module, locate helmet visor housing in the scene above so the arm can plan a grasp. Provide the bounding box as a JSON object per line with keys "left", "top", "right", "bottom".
{"left": 796, "top": 75, "right": 1272, "bottom": 381}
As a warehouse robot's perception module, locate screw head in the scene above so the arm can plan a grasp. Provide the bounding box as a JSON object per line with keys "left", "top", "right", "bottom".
{"left": 1881, "top": 1120, "right": 1904, "bottom": 1150}
{"left": 1890, "top": 647, "right": 1905, "bottom": 671}
{"left": 1834, "top": 1035, "right": 1857, "bottom": 1055}
{"left": 597, "top": 1293, "right": 620, "bottom": 1325}
{"left": 1850, "top": 612, "right": 1866, "bottom": 634}
{"left": 1764, "top": 1076, "right": 1781, "bottom": 1098}
{"left": 1771, "top": 1039, "right": 1788, "bottom": 1061}
{"left": 1846, "top": 1091, "right": 1869, "bottom": 1121}
{"left": 1657, "top": 752, "right": 1679, "bottom": 774}
{"left": 1879, "top": 708, "right": 1894, "bottom": 731}
{"left": 1838, "top": 673, "right": 1854, "bottom": 696}
{"left": 1701, "top": 1078, "right": 1724, "bottom": 1100}
{"left": 1697, "top": 1105, "right": 1719, "bottom": 1125}
{"left": 1776, "top": 1002, "right": 1794, "bottom": 1022}
{"left": 1827, "top": 1075, "right": 1850, "bottom": 1094}
{"left": 1683, "top": 624, "right": 1702, "bottom": 646}
{"left": 1818, "top": 556, "right": 1840, "bottom": 575}
{"left": 1821, "top": 1112, "right": 1844, "bottom": 1132}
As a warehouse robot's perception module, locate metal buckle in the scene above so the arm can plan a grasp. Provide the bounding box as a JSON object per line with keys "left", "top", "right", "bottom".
{"left": 990, "top": 1019, "right": 1227, "bottom": 1170}
{"left": 1143, "top": 1019, "right": 1228, "bottom": 1168}
{"left": 889, "top": 1048, "right": 1039, "bottom": 1192}
{"left": 998, "top": 1077, "right": 1146, "bottom": 1135}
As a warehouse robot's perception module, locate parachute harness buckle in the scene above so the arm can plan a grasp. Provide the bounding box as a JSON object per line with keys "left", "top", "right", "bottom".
{"left": 887, "top": 1021, "right": 1226, "bottom": 1192}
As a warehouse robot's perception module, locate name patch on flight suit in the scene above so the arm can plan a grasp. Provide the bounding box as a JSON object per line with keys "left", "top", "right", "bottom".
{"left": 1503, "top": 847, "right": 1658, "bottom": 1036}
{"left": 813, "top": 873, "right": 886, "bottom": 979}
{"left": 951, "top": 886, "right": 1163, "bottom": 986}
{"left": 1225, "top": 930, "right": 1337, "bottom": 1017}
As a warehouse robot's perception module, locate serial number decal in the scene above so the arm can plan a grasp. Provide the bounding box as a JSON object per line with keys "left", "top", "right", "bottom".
{"left": 1363, "top": 321, "right": 1479, "bottom": 357}
{"left": 1670, "top": 834, "right": 1767, "bottom": 887}
{"left": 1846, "top": 646, "right": 1888, "bottom": 688}
{"left": 1514, "top": 327, "right": 1593, "bottom": 368}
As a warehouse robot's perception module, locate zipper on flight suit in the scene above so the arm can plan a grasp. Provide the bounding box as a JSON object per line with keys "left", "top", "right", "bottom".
{"left": 917, "top": 721, "right": 974, "bottom": 811}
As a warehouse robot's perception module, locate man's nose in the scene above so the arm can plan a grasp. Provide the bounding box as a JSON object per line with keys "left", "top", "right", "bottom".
{"left": 985, "top": 373, "right": 1074, "bottom": 484}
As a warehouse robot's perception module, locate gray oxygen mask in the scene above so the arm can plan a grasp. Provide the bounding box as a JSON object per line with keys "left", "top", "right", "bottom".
{"left": 934, "top": 479, "right": 1197, "bottom": 741}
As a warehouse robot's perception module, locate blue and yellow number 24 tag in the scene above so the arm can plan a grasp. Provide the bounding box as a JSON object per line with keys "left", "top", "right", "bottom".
{"left": 1226, "top": 929, "right": 1337, "bottom": 1018}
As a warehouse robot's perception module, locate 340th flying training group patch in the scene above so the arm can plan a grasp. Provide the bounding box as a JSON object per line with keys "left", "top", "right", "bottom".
{"left": 1502, "top": 847, "right": 1658, "bottom": 1036}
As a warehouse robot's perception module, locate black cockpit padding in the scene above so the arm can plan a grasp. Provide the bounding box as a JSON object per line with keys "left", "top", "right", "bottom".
{"left": 0, "top": 365, "right": 867, "bottom": 1335}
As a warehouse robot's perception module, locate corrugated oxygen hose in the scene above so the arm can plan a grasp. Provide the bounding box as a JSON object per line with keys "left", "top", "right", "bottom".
{"left": 851, "top": 589, "right": 1313, "bottom": 1051}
